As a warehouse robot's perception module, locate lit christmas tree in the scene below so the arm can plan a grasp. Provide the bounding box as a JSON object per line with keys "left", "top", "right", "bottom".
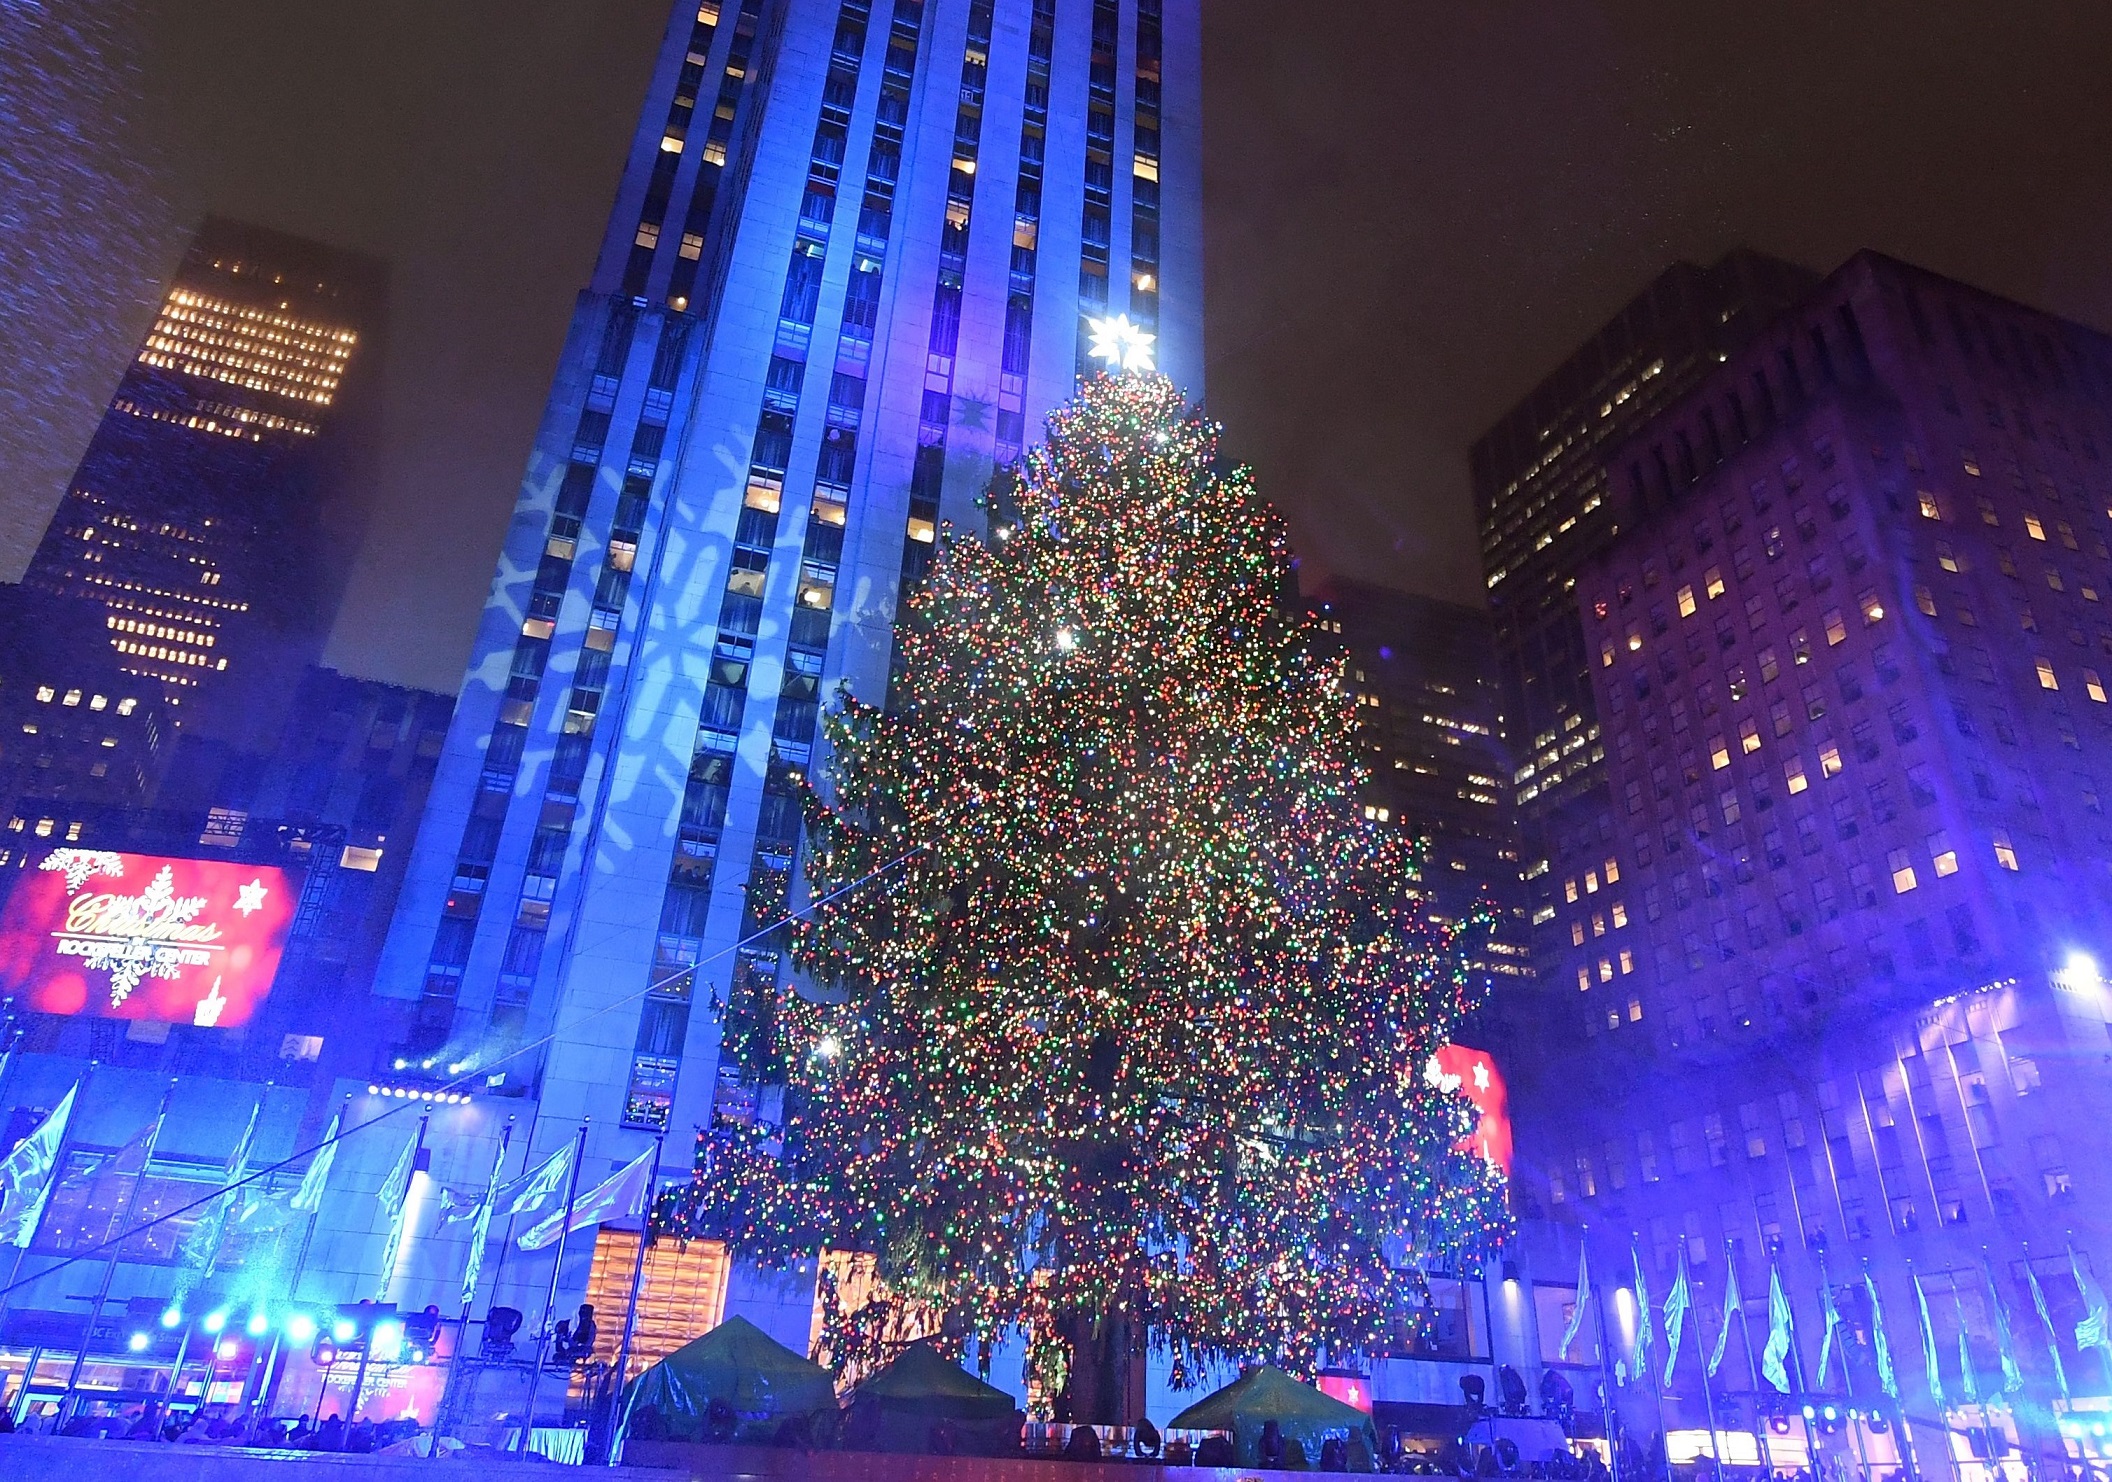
{"left": 657, "top": 367, "right": 1507, "bottom": 1417}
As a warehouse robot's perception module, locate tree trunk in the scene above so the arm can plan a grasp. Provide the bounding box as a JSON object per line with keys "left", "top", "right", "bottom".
{"left": 1055, "top": 1309, "right": 1147, "bottom": 1425}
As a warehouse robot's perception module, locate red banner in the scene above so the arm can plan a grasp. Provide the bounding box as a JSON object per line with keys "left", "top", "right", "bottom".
{"left": 1430, "top": 1043, "right": 1513, "bottom": 1174}
{"left": 0, "top": 849, "right": 297, "bottom": 1027}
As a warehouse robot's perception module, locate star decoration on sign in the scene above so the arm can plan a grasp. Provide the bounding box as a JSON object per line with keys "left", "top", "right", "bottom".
{"left": 1085, "top": 313, "right": 1156, "bottom": 373}
{"left": 235, "top": 878, "right": 269, "bottom": 916}
{"left": 1472, "top": 1060, "right": 1491, "bottom": 1091}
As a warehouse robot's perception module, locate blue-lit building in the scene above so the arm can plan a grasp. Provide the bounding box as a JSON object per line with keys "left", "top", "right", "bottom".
{"left": 366, "top": 0, "right": 1202, "bottom": 1391}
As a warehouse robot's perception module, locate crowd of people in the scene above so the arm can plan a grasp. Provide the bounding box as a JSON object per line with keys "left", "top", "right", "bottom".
{"left": 0, "top": 1401, "right": 424, "bottom": 1452}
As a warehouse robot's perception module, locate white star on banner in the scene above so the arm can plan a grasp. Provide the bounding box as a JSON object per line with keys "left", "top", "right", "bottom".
{"left": 235, "top": 878, "right": 269, "bottom": 916}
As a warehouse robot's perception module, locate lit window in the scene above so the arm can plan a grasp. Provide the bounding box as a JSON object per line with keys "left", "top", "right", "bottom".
{"left": 88, "top": 694, "right": 106, "bottom": 711}
{"left": 1938, "top": 544, "right": 1960, "bottom": 573}
{"left": 1678, "top": 585, "right": 1697, "bottom": 618}
{"left": 1603, "top": 857, "right": 1620, "bottom": 884}
{"left": 1565, "top": 879, "right": 1579, "bottom": 904}
{"left": 1889, "top": 848, "right": 1918, "bottom": 893}
{"left": 1627, "top": 625, "right": 1643, "bottom": 652}
{"left": 1591, "top": 913, "right": 1606, "bottom": 938}
{"left": 1710, "top": 737, "right": 1731, "bottom": 770}
{"left": 1819, "top": 744, "right": 1842, "bottom": 777}
{"left": 1992, "top": 829, "right": 2019, "bottom": 871}
{"left": 33, "top": 686, "right": 53, "bottom": 703}
{"left": 1599, "top": 958, "right": 1614, "bottom": 983}
{"left": 1585, "top": 870, "right": 1600, "bottom": 894}
{"left": 1785, "top": 757, "right": 1808, "bottom": 794}
{"left": 61, "top": 689, "right": 80, "bottom": 707}
{"left": 1572, "top": 921, "right": 1587, "bottom": 947}
{"left": 1740, "top": 718, "right": 1761, "bottom": 753}
{"left": 1824, "top": 610, "right": 1847, "bottom": 645}
{"left": 1915, "top": 585, "right": 1937, "bottom": 617}
{"left": 117, "top": 698, "right": 137, "bottom": 716}
{"left": 1962, "top": 451, "right": 1981, "bottom": 476}
{"left": 2037, "top": 658, "right": 2059, "bottom": 691}
{"left": 340, "top": 845, "right": 384, "bottom": 872}
{"left": 1860, "top": 591, "right": 1885, "bottom": 624}
{"left": 1611, "top": 902, "right": 1629, "bottom": 928}
{"left": 1601, "top": 640, "right": 1616, "bottom": 668}
{"left": 1918, "top": 491, "right": 1941, "bottom": 520}
{"left": 2025, "top": 514, "right": 2047, "bottom": 541}
{"left": 1705, "top": 568, "right": 1726, "bottom": 599}
{"left": 1628, "top": 995, "right": 1643, "bottom": 1020}
{"left": 1929, "top": 832, "right": 1958, "bottom": 877}
{"left": 1576, "top": 967, "right": 1591, "bottom": 992}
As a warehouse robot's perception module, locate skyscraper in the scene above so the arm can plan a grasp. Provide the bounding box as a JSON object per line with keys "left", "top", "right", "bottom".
{"left": 369, "top": 0, "right": 1201, "bottom": 1354}
{"left": 19, "top": 218, "right": 387, "bottom": 754}
{"left": 1516, "top": 252, "right": 2112, "bottom": 1462}
{"left": 1473, "top": 252, "right": 1815, "bottom": 834}
{"left": 1301, "top": 580, "right": 1531, "bottom": 993}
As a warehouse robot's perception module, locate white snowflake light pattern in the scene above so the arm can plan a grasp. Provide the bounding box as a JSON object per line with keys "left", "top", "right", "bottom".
{"left": 84, "top": 865, "right": 210, "bottom": 1007}
{"left": 38, "top": 848, "right": 125, "bottom": 892}
{"left": 1085, "top": 313, "right": 1156, "bottom": 374}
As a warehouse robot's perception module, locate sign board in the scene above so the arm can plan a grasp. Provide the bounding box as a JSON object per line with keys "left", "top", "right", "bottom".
{"left": 1427, "top": 1043, "right": 1513, "bottom": 1174}
{"left": 0, "top": 848, "right": 297, "bottom": 1027}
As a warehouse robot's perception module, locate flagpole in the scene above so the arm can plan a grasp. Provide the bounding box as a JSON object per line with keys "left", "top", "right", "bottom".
{"left": 1695, "top": 1306, "right": 1728, "bottom": 1482}
{"left": 164, "top": 1091, "right": 263, "bottom": 1408}
{"left": 1775, "top": 1253, "right": 1824, "bottom": 1473}
{"left": 606, "top": 1134, "right": 663, "bottom": 1467}
{"left": 58, "top": 1078, "right": 176, "bottom": 1423}
{"left": 1875, "top": 1263, "right": 1924, "bottom": 1482}
{"left": 1731, "top": 1242, "right": 1775, "bottom": 1477}
{"left": 254, "top": 1092, "right": 351, "bottom": 1415}
{"left": 1635, "top": 1238, "right": 1670, "bottom": 1482}
{"left": 1818, "top": 1249, "right": 1873, "bottom": 1482}
{"left": 1593, "top": 1264, "right": 1625, "bottom": 1482}
{"left": 0, "top": 1069, "right": 90, "bottom": 1422}
{"left": 351, "top": 1111, "right": 429, "bottom": 1424}
{"left": 435, "top": 1115, "right": 514, "bottom": 1457}
{"left": 522, "top": 1118, "right": 590, "bottom": 1436}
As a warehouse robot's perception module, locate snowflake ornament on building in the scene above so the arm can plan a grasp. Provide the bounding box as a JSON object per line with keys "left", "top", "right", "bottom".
{"left": 38, "top": 849, "right": 126, "bottom": 893}
{"left": 1085, "top": 313, "right": 1156, "bottom": 374}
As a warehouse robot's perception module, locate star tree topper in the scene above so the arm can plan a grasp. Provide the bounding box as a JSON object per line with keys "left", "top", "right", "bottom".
{"left": 1085, "top": 313, "right": 1156, "bottom": 373}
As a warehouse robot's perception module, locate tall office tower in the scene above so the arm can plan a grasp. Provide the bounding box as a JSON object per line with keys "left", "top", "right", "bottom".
{"left": 19, "top": 218, "right": 386, "bottom": 756}
{"left": 1471, "top": 253, "right": 1814, "bottom": 835}
{"left": 1523, "top": 253, "right": 2112, "bottom": 1461}
{"left": 371, "top": 0, "right": 1201, "bottom": 1349}
{"left": 1302, "top": 580, "right": 1532, "bottom": 995}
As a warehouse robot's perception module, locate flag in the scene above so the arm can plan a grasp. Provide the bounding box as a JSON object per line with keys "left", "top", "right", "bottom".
{"left": 288, "top": 1110, "right": 342, "bottom": 1214}
{"left": 1984, "top": 1257, "right": 2025, "bottom": 1396}
{"left": 1954, "top": 1294, "right": 1979, "bottom": 1406}
{"left": 1913, "top": 1271, "right": 1945, "bottom": 1408}
{"left": 2026, "top": 1261, "right": 2071, "bottom": 1399}
{"left": 460, "top": 1134, "right": 512, "bottom": 1311}
{"left": 1707, "top": 1257, "right": 1743, "bottom": 1378}
{"left": 1631, "top": 1240, "right": 1658, "bottom": 1383}
{"left": 373, "top": 1129, "right": 420, "bottom": 1300}
{"left": 178, "top": 1101, "right": 259, "bottom": 1276}
{"left": 0, "top": 1084, "right": 75, "bottom": 1247}
{"left": 1558, "top": 1244, "right": 1593, "bottom": 1360}
{"left": 1662, "top": 1249, "right": 1693, "bottom": 1389}
{"left": 496, "top": 1141, "right": 574, "bottom": 1221}
{"left": 519, "top": 1146, "right": 654, "bottom": 1253}
{"left": 1866, "top": 1268, "right": 1899, "bottom": 1399}
{"left": 1761, "top": 1263, "right": 1794, "bottom": 1393}
{"left": 1814, "top": 1270, "right": 1844, "bottom": 1390}
{"left": 2072, "top": 1247, "right": 2112, "bottom": 1363}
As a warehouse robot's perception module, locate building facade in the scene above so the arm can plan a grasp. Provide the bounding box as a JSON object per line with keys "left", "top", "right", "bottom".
{"left": 19, "top": 218, "right": 387, "bottom": 756}
{"left": 1303, "top": 580, "right": 1532, "bottom": 997}
{"left": 1516, "top": 252, "right": 2112, "bottom": 1475}
{"left": 367, "top": 0, "right": 1202, "bottom": 1378}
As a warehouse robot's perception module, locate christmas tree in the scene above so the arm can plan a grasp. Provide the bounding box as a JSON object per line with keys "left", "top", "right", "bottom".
{"left": 657, "top": 369, "right": 1507, "bottom": 1416}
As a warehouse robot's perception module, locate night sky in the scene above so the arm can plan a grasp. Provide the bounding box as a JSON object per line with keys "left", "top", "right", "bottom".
{"left": 4, "top": 2, "right": 2111, "bottom": 694}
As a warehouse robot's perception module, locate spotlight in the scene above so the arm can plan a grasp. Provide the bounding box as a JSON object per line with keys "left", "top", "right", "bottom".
{"left": 247, "top": 1311, "right": 270, "bottom": 1337}
{"left": 203, "top": 1310, "right": 228, "bottom": 1334}
{"left": 128, "top": 1332, "right": 150, "bottom": 1352}
{"left": 332, "top": 1317, "right": 357, "bottom": 1343}
{"left": 160, "top": 1306, "right": 183, "bottom": 1329}
{"left": 1802, "top": 1406, "right": 1816, "bottom": 1420}
{"left": 1823, "top": 1407, "right": 1839, "bottom": 1423}
{"left": 216, "top": 1339, "right": 239, "bottom": 1361}
{"left": 286, "top": 1313, "right": 317, "bottom": 1344}
{"left": 371, "top": 1318, "right": 405, "bottom": 1362}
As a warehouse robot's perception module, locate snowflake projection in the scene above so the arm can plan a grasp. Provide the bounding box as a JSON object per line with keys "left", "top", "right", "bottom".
{"left": 86, "top": 865, "right": 209, "bottom": 1008}
{"left": 38, "top": 848, "right": 125, "bottom": 892}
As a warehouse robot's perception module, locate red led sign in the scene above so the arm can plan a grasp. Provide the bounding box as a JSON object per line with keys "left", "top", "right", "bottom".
{"left": 0, "top": 849, "right": 297, "bottom": 1027}
{"left": 1429, "top": 1043, "right": 1513, "bottom": 1174}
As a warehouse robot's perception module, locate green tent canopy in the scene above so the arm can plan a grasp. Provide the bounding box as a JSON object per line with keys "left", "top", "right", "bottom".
{"left": 1168, "top": 1364, "right": 1379, "bottom": 1468}
{"left": 622, "top": 1314, "right": 839, "bottom": 1440}
{"left": 845, "top": 1338, "right": 1022, "bottom": 1453}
